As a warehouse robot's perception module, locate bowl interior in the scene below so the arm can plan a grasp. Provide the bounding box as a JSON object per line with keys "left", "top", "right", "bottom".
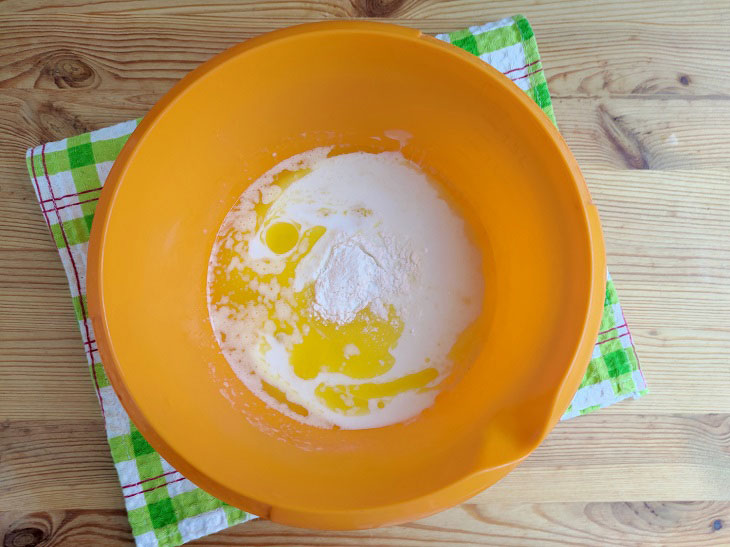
{"left": 92, "top": 23, "right": 599, "bottom": 527}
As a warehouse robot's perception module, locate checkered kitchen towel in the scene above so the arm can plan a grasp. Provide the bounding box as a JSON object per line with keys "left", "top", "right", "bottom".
{"left": 25, "top": 15, "right": 646, "bottom": 547}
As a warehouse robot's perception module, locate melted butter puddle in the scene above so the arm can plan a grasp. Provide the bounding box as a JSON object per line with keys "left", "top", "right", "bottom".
{"left": 265, "top": 221, "right": 299, "bottom": 255}
{"left": 316, "top": 368, "right": 439, "bottom": 416}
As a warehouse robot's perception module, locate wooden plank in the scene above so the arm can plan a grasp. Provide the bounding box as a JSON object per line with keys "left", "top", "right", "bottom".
{"left": 2, "top": 15, "right": 729, "bottom": 100}
{"left": 1, "top": 501, "right": 729, "bottom": 546}
{"left": 536, "top": 23, "right": 730, "bottom": 100}
{"left": 1, "top": 14, "right": 729, "bottom": 100}
{"left": 3, "top": 16, "right": 727, "bottom": 99}
{"left": 0, "top": 420, "right": 121, "bottom": 511}
{"left": 586, "top": 169, "right": 730, "bottom": 415}
{"left": 1, "top": 0, "right": 729, "bottom": 24}
{"left": 555, "top": 99, "right": 730, "bottom": 169}
{"left": 2, "top": 414, "right": 729, "bottom": 511}
{"left": 0, "top": 332, "right": 101, "bottom": 421}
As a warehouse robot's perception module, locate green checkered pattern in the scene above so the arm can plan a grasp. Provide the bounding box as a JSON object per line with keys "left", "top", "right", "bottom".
{"left": 27, "top": 118, "right": 255, "bottom": 547}
{"left": 437, "top": 15, "right": 555, "bottom": 124}
{"left": 25, "top": 15, "right": 644, "bottom": 547}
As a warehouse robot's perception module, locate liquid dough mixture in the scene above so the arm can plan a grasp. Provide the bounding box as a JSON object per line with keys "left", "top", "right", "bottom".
{"left": 207, "top": 149, "right": 484, "bottom": 429}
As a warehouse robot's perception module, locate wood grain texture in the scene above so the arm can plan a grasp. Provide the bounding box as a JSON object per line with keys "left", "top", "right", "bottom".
{"left": 1, "top": 0, "right": 728, "bottom": 545}
{"left": 2, "top": 0, "right": 730, "bottom": 23}
{"left": 3, "top": 414, "right": 730, "bottom": 511}
{"left": 1, "top": 502, "right": 729, "bottom": 546}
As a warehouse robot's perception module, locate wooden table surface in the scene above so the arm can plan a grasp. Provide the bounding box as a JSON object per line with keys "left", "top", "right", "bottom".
{"left": 1, "top": 1, "right": 729, "bottom": 545}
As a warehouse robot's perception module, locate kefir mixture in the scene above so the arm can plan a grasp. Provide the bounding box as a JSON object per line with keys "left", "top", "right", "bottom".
{"left": 207, "top": 148, "right": 483, "bottom": 429}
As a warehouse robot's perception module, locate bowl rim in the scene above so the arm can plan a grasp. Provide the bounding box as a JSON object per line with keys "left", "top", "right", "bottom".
{"left": 87, "top": 20, "right": 606, "bottom": 529}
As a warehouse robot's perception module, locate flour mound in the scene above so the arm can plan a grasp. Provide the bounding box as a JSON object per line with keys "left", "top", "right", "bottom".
{"left": 312, "top": 234, "right": 415, "bottom": 324}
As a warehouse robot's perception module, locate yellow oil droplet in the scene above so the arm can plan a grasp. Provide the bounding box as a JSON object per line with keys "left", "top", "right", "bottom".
{"left": 261, "top": 380, "right": 309, "bottom": 417}
{"left": 289, "top": 296, "right": 404, "bottom": 381}
{"left": 265, "top": 221, "right": 299, "bottom": 254}
{"left": 315, "top": 367, "right": 439, "bottom": 415}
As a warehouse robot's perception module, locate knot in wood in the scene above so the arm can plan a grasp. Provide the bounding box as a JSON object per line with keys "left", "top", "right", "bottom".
{"left": 3, "top": 527, "right": 45, "bottom": 547}
{"left": 44, "top": 53, "right": 97, "bottom": 89}
{"left": 351, "top": 0, "right": 406, "bottom": 17}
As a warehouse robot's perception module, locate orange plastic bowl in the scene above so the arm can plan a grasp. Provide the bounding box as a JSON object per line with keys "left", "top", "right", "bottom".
{"left": 87, "top": 21, "right": 605, "bottom": 529}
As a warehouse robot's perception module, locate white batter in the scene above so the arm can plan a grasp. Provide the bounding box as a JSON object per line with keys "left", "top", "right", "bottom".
{"left": 207, "top": 149, "right": 484, "bottom": 429}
